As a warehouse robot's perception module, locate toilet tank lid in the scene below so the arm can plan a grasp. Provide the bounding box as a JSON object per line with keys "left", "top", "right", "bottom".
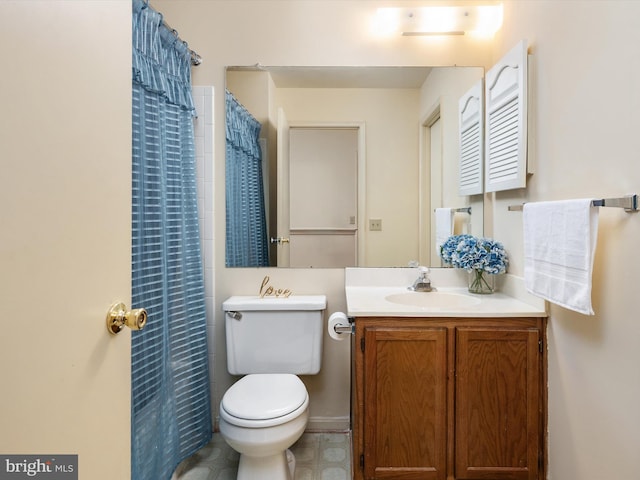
{"left": 222, "top": 295, "right": 327, "bottom": 311}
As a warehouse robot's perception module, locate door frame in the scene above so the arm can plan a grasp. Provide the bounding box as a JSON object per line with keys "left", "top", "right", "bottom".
{"left": 419, "top": 102, "right": 442, "bottom": 266}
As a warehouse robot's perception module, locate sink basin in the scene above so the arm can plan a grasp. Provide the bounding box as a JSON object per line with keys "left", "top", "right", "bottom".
{"left": 385, "top": 291, "right": 481, "bottom": 309}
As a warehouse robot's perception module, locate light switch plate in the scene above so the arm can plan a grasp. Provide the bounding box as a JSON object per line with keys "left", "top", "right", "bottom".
{"left": 369, "top": 219, "right": 382, "bottom": 231}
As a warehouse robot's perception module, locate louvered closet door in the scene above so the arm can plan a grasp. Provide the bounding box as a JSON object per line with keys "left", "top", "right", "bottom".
{"left": 459, "top": 79, "right": 484, "bottom": 195}
{"left": 485, "top": 40, "right": 528, "bottom": 192}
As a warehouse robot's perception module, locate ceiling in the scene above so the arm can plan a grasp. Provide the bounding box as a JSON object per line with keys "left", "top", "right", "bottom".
{"left": 227, "top": 66, "right": 433, "bottom": 89}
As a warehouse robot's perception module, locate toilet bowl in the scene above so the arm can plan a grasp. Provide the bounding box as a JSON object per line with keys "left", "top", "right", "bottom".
{"left": 219, "top": 374, "right": 309, "bottom": 480}
{"left": 220, "top": 295, "right": 326, "bottom": 480}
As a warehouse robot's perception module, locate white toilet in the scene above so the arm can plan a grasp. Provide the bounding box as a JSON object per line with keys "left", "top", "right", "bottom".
{"left": 220, "top": 295, "right": 326, "bottom": 480}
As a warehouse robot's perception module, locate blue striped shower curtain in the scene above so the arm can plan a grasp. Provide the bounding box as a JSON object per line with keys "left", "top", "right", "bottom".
{"left": 131, "top": 1, "right": 211, "bottom": 479}
{"left": 225, "top": 90, "right": 269, "bottom": 266}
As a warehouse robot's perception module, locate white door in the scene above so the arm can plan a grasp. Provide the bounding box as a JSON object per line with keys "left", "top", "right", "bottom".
{"left": 288, "top": 127, "right": 358, "bottom": 268}
{"left": 0, "top": 2, "right": 131, "bottom": 479}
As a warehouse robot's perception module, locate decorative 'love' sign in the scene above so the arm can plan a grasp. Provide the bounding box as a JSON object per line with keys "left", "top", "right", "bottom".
{"left": 259, "top": 276, "right": 292, "bottom": 298}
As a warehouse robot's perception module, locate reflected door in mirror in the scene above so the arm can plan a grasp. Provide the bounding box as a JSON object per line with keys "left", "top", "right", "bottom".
{"left": 288, "top": 127, "right": 358, "bottom": 267}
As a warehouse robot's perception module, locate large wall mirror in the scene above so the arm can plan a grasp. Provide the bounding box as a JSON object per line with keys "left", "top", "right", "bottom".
{"left": 225, "top": 65, "right": 485, "bottom": 269}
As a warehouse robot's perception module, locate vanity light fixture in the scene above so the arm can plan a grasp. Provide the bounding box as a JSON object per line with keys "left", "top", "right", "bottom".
{"left": 375, "top": 4, "right": 503, "bottom": 37}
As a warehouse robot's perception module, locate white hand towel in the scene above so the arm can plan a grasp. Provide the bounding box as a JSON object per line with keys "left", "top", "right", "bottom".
{"left": 523, "top": 199, "right": 599, "bottom": 315}
{"left": 435, "top": 208, "right": 454, "bottom": 253}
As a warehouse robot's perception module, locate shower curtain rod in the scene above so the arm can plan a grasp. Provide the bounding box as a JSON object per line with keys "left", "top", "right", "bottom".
{"left": 162, "top": 19, "right": 202, "bottom": 66}
{"left": 144, "top": 0, "right": 201, "bottom": 65}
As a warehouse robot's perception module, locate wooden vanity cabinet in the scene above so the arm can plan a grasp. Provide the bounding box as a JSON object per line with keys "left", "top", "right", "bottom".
{"left": 352, "top": 317, "right": 546, "bottom": 480}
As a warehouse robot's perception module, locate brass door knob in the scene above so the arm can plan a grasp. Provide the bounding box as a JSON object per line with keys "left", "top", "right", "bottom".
{"left": 270, "top": 237, "right": 290, "bottom": 245}
{"left": 106, "top": 302, "right": 148, "bottom": 335}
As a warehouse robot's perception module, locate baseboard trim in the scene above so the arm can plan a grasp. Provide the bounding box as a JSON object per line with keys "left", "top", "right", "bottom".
{"left": 306, "top": 416, "right": 350, "bottom": 432}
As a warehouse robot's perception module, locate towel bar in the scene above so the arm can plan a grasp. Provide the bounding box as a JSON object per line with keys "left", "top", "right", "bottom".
{"left": 434, "top": 207, "right": 472, "bottom": 214}
{"left": 508, "top": 194, "right": 638, "bottom": 213}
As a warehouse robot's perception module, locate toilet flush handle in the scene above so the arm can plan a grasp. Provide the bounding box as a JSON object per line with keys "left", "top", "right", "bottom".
{"left": 227, "top": 311, "right": 242, "bottom": 321}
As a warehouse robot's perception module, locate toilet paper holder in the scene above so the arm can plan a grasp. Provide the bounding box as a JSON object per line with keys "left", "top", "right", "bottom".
{"left": 333, "top": 323, "right": 353, "bottom": 335}
{"left": 328, "top": 312, "right": 354, "bottom": 341}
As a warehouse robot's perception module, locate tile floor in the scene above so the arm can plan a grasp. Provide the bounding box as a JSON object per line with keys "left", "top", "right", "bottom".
{"left": 175, "top": 431, "right": 352, "bottom": 480}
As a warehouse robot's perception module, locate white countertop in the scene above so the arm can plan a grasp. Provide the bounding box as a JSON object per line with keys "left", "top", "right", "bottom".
{"left": 345, "top": 268, "right": 547, "bottom": 318}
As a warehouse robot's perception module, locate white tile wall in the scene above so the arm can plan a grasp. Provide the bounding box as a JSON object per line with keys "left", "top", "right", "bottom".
{"left": 192, "top": 86, "right": 216, "bottom": 413}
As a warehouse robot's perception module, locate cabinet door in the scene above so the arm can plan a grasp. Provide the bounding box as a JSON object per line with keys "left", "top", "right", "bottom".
{"left": 459, "top": 79, "right": 484, "bottom": 196}
{"left": 364, "top": 327, "right": 448, "bottom": 479}
{"left": 455, "top": 327, "right": 540, "bottom": 480}
{"left": 484, "top": 39, "right": 528, "bottom": 193}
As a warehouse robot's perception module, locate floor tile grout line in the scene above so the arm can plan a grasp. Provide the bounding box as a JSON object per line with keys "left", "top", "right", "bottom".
{"left": 175, "top": 432, "right": 352, "bottom": 480}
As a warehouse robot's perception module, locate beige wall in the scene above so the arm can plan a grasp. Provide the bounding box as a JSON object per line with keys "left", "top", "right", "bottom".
{"left": 491, "top": 2, "right": 640, "bottom": 479}
{"left": 157, "top": 1, "right": 640, "bottom": 478}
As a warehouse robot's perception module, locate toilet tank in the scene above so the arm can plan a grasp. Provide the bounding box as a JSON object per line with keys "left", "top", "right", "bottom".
{"left": 222, "top": 295, "right": 327, "bottom": 375}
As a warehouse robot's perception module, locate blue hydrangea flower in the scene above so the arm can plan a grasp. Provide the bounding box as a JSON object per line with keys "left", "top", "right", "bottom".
{"left": 439, "top": 234, "right": 508, "bottom": 274}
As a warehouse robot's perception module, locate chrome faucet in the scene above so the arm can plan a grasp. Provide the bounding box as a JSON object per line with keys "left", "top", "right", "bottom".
{"left": 409, "top": 266, "right": 435, "bottom": 292}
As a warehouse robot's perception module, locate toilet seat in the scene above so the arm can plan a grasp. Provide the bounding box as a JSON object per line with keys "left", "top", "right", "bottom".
{"left": 220, "top": 374, "right": 309, "bottom": 428}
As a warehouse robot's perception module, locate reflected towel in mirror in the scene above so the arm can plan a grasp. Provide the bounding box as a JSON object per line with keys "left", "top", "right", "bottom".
{"left": 435, "top": 208, "right": 454, "bottom": 253}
